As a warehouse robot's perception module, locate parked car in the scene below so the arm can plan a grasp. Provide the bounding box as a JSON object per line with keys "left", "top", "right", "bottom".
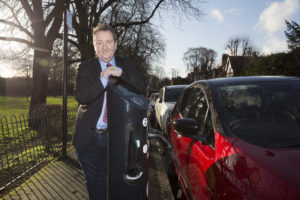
{"left": 167, "top": 76, "right": 300, "bottom": 200}
{"left": 146, "top": 90, "right": 159, "bottom": 101}
{"left": 155, "top": 85, "right": 187, "bottom": 134}
{"left": 147, "top": 92, "right": 159, "bottom": 128}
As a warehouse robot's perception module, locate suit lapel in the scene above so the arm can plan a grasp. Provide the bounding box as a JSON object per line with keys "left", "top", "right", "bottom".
{"left": 92, "top": 57, "right": 102, "bottom": 74}
{"left": 115, "top": 56, "right": 124, "bottom": 71}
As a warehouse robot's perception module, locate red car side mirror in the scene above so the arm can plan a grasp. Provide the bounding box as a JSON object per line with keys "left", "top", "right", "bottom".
{"left": 173, "top": 118, "right": 208, "bottom": 144}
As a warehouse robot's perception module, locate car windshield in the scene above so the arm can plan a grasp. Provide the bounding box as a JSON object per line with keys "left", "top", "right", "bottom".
{"left": 164, "top": 87, "right": 185, "bottom": 102}
{"left": 215, "top": 80, "right": 300, "bottom": 148}
{"left": 150, "top": 93, "right": 158, "bottom": 101}
{"left": 165, "top": 87, "right": 184, "bottom": 102}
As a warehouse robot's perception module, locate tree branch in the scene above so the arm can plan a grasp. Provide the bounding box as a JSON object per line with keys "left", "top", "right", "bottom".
{"left": 19, "top": 0, "right": 34, "bottom": 22}
{"left": 44, "top": 1, "right": 64, "bottom": 27}
{"left": 45, "top": 2, "right": 64, "bottom": 46}
{"left": 56, "top": 33, "right": 79, "bottom": 49}
{"left": 96, "top": 0, "right": 115, "bottom": 21}
{"left": 0, "top": 36, "right": 33, "bottom": 46}
{"left": 115, "top": 0, "right": 164, "bottom": 27}
{"left": 0, "top": 19, "right": 34, "bottom": 39}
{"left": 1, "top": 1, "right": 24, "bottom": 29}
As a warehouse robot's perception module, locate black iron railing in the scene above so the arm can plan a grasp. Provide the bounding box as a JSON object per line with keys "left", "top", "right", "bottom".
{"left": 0, "top": 105, "right": 77, "bottom": 191}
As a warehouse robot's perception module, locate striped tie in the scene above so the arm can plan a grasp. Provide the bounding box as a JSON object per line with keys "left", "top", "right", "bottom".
{"left": 103, "top": 63, "right": 111, "bottom": 123}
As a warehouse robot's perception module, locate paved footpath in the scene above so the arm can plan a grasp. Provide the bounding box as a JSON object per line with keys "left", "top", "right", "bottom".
{"left": 1, "top": 140, "right": 174, "bottom": 200}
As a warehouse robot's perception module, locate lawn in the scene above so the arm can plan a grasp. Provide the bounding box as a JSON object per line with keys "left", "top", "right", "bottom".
{"left": 0, "top": 96, "right": 77, "bottom": 117}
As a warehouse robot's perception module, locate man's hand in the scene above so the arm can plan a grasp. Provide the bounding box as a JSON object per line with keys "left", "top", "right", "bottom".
{"left": 100, "top": 66, "right": 122, "bottom": 79}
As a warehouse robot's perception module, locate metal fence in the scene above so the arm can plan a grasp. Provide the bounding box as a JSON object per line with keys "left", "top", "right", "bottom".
{"left": 0, "top": 105, "right": 77, "bottom": 191}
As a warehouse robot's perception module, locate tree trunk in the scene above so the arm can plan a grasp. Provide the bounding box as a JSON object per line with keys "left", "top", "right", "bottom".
{"left": 29, "top": 50, "right": 51, "bottom": 113}
{"left": 79, "top": 40, "right": 95, "bottom": 62}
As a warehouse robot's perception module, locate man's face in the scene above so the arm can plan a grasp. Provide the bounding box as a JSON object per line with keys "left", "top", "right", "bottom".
{"left": 94, "top": 30, "right": 117, "bottom": 63}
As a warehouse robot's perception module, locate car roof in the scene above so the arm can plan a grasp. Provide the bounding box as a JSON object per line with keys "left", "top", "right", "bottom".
{"left": 193, "top": 76, "right": 300, "bottom": 86}
{"left": 150, "top": 92, "right": 158, "bottom": 96}
{"left": 165, "top": 84, "right": 188, "bottom": 89}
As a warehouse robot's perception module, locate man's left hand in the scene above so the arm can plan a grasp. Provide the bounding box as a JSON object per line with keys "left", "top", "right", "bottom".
{"left": 100, "top": 66, "right": 122, "bottom": 79}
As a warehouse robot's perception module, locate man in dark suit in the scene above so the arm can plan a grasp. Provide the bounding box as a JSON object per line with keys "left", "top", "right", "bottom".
{"left": 72, "top": 24, "right": 147, "bottom": 200}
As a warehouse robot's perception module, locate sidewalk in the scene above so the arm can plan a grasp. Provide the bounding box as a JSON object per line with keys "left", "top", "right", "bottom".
{"left": 1, "top": 140, "right": 173, "bottom": 200}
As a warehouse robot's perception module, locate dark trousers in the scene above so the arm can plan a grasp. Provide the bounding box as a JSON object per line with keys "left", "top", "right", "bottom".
{"left": 76, "top": 131, "right": 107, "bottom": 200}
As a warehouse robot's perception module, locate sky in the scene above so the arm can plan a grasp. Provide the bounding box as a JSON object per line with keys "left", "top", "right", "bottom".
{"left": 0, "top": 0, "right": 299, "bottom": 78}
{"left": 154, "top": 0, "right": 300, "bottom": 77}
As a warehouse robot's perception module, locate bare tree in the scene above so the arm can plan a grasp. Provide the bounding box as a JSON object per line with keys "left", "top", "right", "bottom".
{"left": 48, "top": 43, "right": 77, "bottom": 97}
{"left": 48, "top": 36, "right": 80, "bottom": 95}
{"left": 0, "top": 0, "right": 65, "bottom": 113}
{"left": 225, "top": 37, "right": 239, "bottom": 56}
{"left": 183, "top": 47, "right": 217, "bottom": 73}
{"left": 116, "top": 23, "right": 165, "bottom": 74}
{"left": 68, "top": 0, "right": 204, "bottom": 72}
{"left": 0, "top": 46, "right": 33, "bottom": 77}
{"left": 152, "top": 65, "right": 166, "bottom": 80}
{"left": 171, "top": 67, "right": 179, "bottom": 79}
{"left": 225, "top": 36, "right": 257, "bottom": 56}
{"left": 0, "top": 0, "right": 205, "bottom": 112}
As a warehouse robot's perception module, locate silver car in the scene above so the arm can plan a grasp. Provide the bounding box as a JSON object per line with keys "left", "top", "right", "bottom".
{"left": 155, "top": 85, "right": 187, "bottom": 134}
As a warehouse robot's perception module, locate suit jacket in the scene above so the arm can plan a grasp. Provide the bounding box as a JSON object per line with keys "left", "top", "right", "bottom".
{"left": 72, "top": 56, "right": 148, "bottom": 153}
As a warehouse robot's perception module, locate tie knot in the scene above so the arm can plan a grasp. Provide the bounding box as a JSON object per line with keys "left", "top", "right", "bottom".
{"left": 107, "top": 63, "right": 112, "bottom": 67}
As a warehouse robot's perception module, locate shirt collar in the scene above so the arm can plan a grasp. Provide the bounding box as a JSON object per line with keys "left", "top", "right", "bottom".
{"left": 98, "top": 57, "right": 116, "bottom": 69}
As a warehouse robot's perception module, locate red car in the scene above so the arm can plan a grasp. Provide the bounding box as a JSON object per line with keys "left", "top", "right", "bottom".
{"left": 167, "top": 76, "right": 300, "bottom": 200}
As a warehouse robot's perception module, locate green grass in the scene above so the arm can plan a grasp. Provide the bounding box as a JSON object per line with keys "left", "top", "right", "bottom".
{"left": 0, "top": 96, "right": 77, "bottom": 117}
{"left": 46, "top": 96, "right": 78, "bottom": 107}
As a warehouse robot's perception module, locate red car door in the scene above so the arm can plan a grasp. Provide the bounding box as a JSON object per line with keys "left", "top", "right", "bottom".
{"left": 172, "top": 84, "right": 253, "bottom": 200}
{"left": 171, "top": 85, "right": 216, "bottom": 200}
{"left": 186, "top": 110, "right": 216, "bottom": 200}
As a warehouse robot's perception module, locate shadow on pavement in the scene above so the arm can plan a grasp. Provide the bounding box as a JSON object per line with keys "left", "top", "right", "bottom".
{"left": 1, "top": 141, "right": 175, "bottom": 200}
